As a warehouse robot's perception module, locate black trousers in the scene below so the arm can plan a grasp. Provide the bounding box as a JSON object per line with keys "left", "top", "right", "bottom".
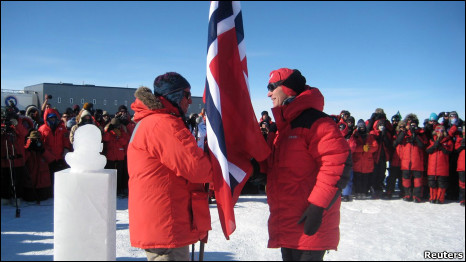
{"left": 386, "top": 166, "right": 402, "bottom": 193}
{"left": 372, "top": 160, "right": 387, "bottom": 192}
{"left": 281, "top": 248, "right": 326, "bottom": 261}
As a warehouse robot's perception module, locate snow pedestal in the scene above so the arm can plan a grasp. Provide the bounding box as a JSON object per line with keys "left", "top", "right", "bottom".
{"left": 54, "top": 124, "right": 116, "bottom": 261}
{"left": 54, "top": 169, "right": 116, "bottom": 261}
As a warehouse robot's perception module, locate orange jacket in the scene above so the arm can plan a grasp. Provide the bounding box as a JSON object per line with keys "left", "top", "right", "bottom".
{"left": 127, "top": 87, "right": 213, "bottom": 249}
{"left": 267, "top": 87, "right": 351, "bottom": 251}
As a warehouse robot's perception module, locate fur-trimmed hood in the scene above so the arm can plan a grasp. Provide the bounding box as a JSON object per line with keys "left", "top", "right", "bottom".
{"left": 131, "top": 86, "right": 182, "bottom": 123}
{"left": 134, "top": 86, "right": 163, "bottom": 110}
{"left": 404, "top": 113, "right": 419, "bottom": 125}
{"left": 396, "top": 120, "right": 407, "bottom": 132}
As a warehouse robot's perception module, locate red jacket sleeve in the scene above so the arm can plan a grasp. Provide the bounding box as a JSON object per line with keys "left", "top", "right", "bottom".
{"left": 307, "top": 118, "right": 350, "bottom": 209}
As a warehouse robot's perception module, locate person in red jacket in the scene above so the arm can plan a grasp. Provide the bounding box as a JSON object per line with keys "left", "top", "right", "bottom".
{"left": 395, "top": 114, "right": 427, "bottom": 203}
{"left": 386, "top": 114, "right": 403, "bottom": 199}
{"left": 1, "top": 106, "right": 29, "bottom": 206}
{"left": 456, "top": 125, "right": 465, "bottom": 206}
{"left": 349, "top": 119, "right": 379, "bottom": 200}
{"left": 23, "top": 131, "right": 55, "bottom": 202}
{"left": 127, "top": 72, "right": 213, "bottom": 261}
{"left": 103, "top": 118, "right": 129, "bottom": 197}
{"left": 370, "top": 119, "right": 393, "bottom": 199}
{"left": 265, "top": 68, "right": 351, "bottom": 261}
{"left": 38, "top": 108, "right": 71, "bottom": 197}
{"left": 426, "top": 125, "right": 454, "bottom": 204}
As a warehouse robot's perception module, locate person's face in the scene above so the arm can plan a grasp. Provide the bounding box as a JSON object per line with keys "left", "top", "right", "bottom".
{"left": 103, "top": 114, "right": 109, "bottom": 121}
{"left": 268, "top": 86, "right": 289, "bottom": 108}
{"left": 436, "top": 128, "right": 445, "bottom": 137}
{"left": 48, "top": 116, "right": 57, "bottom": 124}
{"left": 179, "top": 88, "right": 192, "bottom": 114}
{"left": 61, "top": 114, "right": 69, "bottom": 122}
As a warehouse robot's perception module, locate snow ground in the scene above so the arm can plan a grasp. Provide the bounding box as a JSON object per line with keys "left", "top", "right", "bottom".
{"left": 1, "top": 195, "right": 465, "bottom": 261}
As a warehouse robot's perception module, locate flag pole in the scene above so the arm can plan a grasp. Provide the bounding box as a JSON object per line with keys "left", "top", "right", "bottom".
{"left": 199, "top": 242, "right": 205, "bottom": 261}
{"left": 191, "top": 243, "right": 195, "bottom": 261}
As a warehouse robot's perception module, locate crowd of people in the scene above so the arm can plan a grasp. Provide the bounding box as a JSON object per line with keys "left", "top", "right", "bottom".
{"left": 1, "top": 69, "right": 464, "bottom": 261}
{"left": 1, "top": 94, "right": 464, "bottom": 208}
{"left": 257, "top": 108, "right": 465, "bottom": 206}
{"left": 1, "top": 94, "right": 139, "bottom": 205}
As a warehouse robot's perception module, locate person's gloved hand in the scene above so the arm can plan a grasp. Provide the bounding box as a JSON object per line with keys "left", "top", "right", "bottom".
{"left": 298, "top": 203, "right": 324, "bottom": 236}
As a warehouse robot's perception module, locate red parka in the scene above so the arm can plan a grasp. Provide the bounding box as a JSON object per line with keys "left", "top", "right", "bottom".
{"left": 102, "top": 128, "right": 129, "bottom": 161}
{"left": 267, "top": 87, "right": 351, "bottom": 251}
{"left": 23, "top": 141, "right": 55, "bottom": 189}
{"left": 396, "top": 129, "right": 427, "bottom": 171}
{"left": 456, "top": 135, "right": 465, "bottom": 172}
{"left": 370, "top": 120, "right": 393, "bottom": 164}
{"left": 349, "top": 132, "right": 378, "bottom": 174}
{"left": 38, "top": 108, "right": 71, "bottom": 161}
{"left": 127, "top": 87, "right": 213, "bottom": 249}
{"left": 426, "top": 136, "right": 453, "bottom": 176}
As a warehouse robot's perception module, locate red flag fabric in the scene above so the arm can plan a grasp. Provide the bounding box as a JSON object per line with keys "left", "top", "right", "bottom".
{"left": 204, "top": 1, "right": 271, "bottom": 239}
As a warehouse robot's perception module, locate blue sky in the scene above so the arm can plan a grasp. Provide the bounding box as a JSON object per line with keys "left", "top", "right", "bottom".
{"left": 2, "top": 1, "right": 465, "bottom": 122}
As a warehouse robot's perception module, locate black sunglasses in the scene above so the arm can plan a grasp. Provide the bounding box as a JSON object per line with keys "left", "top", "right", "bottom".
{"left": 184, "top": 91, "right": 191, "bottom": 100}
{"left": 267, "top": 81, "right": 283, "bottom": 92}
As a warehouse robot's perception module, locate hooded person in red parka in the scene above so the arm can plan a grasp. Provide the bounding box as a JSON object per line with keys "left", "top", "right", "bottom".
{"left": 350, "top": 120, "right": 379, "bottom": 200}
{"left": 426, "top": 125, "right": 454, "bottom": 204}
{"left": 23, "top": 131, "right": 55, "bottom": 202}
{"left": 127, "top": 72, "right": 213, "bottom": 261}
{"left": 395, "top": 114, "right": 427, "bottom": 203}
{"left": 265, "top": 68, "right": 352, "bottom": 261}
{"left": 103, "top": 118, "right": 129, "bottom": 197}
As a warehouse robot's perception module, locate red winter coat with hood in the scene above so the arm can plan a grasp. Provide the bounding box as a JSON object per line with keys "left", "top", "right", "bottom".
{"left": 267, "top": 87, "right": 351, "bottom": 251}
{"left": 23, "top": 141, "right": 55, "bottom": 189}
{"left": 370, "top": 120, "right": 393, "bottom": 163}
{"left": 38, "top": 108, "right": 71, "bottom": 162}
{"left": 349, "top": 131, "right": 378, "bottom": 174}
{"left": 127, "top": 87, "right": 213, "bottom": 249}
{"left": 396, "top": 128, "right": 427, "bottom": 172}
{"left": 426, "top": 135, "right": 453, "bottom": 176}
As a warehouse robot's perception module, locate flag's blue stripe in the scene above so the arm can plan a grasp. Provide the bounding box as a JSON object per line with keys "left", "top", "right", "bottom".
{"left": 229, "top": 173, "right": 239, "bottom": 196}
{"left": 205, "top": 78, "right": 228, "bottom": 160}
{"left": 207, "top": 2, "right": 234, "bottom": 53}
{"left": 235, "top": 10, "right": 244, "bottom": 45}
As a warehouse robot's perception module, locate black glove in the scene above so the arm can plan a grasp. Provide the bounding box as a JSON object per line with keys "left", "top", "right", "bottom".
{"left": 297, "top": 203, "right": 324, "bottom": 236}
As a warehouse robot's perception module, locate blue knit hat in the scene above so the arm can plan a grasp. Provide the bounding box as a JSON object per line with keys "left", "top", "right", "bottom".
{"left": 153, "top": 72, "right": 191, "bottom": 106}
{"left": 429, "top": 113, "right": 438, "bottom": 121}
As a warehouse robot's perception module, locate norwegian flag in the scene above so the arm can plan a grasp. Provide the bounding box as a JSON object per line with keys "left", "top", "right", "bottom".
{"left": 204, "top": 1, "right": 271, "bottom": 239}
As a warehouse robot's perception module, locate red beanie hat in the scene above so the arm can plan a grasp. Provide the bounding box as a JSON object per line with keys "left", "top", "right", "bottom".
{"left": 268, "top": 68, "right": 307, "bottom": 96}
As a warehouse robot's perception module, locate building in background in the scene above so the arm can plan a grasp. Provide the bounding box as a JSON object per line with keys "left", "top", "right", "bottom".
{"left": 22, "top": 83, "right": 204, "bottom": 117}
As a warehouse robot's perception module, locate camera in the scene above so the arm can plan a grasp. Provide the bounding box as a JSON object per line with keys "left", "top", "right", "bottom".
{"left": 1, "top": 105, "right": 19, "bottom": 136}
{"left": 47, "top": 95, "right": 53, "bottom": 99}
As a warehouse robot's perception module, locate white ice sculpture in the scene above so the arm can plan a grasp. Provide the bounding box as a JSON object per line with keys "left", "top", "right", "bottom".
{"left": 55, "top": 124, "right": 116, "bottom": 261}
{"left": 65, "top": 124, "right": 106, "bottom": 172}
